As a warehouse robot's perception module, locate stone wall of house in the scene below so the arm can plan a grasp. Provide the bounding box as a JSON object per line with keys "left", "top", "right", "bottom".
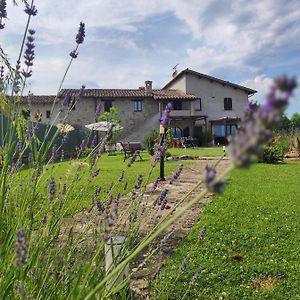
{"left": 21, "top": 97, "right": 160, "bottom": 142}
{"left": 20, "top": 102, "right": 60, "bottom": 125}
{"left": 110, "top": 97, "right": 159, "bottom": 141}
{"left": 185, "top": 73, "right": 249, "bottom": 122}
{"left": 166, "top": 73, "right": 249, "bottom": 122}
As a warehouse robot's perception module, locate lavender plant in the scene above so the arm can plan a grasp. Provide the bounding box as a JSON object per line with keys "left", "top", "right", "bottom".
{"left": 0, "top": 2, "right": 298, "bottom": 300}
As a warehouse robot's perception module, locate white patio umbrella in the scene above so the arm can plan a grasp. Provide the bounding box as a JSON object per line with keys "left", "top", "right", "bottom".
{"left": 85, "top": 121, "right": 123, "bottom": 132}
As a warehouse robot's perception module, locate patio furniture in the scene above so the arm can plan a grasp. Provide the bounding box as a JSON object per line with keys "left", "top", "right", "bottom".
{"left": 120, "top": 142, "right": 143, "bottom": 162}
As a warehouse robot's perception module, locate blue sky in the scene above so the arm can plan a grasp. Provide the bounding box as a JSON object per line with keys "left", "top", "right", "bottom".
{"left": 1, "top": 0, "right": 299, "bottom": 115}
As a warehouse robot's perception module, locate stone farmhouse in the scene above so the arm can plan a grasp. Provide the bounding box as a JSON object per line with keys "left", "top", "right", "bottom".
{"left": 21, "top": 68, "right": 256, "bottom": 144}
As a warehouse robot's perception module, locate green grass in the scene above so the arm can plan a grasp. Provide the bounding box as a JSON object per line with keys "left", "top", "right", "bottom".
{"left": 155, "top": 162, "right": 300, "bottom": 299}
{"left": 16, "top": 151, "right": 190, "bottom": 216}
{"left": 168, "top": 147, "right": 224, "bottom": 157}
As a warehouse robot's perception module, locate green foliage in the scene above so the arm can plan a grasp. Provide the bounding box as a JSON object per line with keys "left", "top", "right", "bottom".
{"left": 290, "top": 113, "right": 300, "bottom": 129}
{"left": 276, "top": 113, "right": 291, "bottom": 131}
{"left": 143, "top": 129, "right": 159, "bottom": 155}
{"left": 166, "top": 128, "right": 172, "bottom": 148}
{"left": 99, "top": 106, "right": 121, "bottom": 144}
{"left": 259, "top": 145, "right": 283, "bottom": 163}
{"left": 99, "top": 106, "right": 120, "bottom": 124}
{"left": 155, "top": 163, "right": 300, "bottom": 299}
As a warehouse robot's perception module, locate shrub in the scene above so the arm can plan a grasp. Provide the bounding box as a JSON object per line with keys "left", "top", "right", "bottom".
{"left": 259, "top": 145, "right": 283, "bottom": 163}
{"left": 143, "top": 129, "right": 159, "bottom": 155}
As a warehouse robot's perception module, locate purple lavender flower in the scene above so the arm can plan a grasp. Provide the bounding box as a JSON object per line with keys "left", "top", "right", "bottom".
{"left": 111, "top": 193, "right": 121, "bottom": 220}
{"left": 150, "top": 177, "right": 160, "bottom": 193}
{"left": 95, "top": 103, "right": 101, "bottom": 119}
{"left": 190, "top": 272, "right": 199, "bottom": 285}
{"left": 0, "top": 65, "right": 4, "bottom": 83}
{"left": 13, "top": 60, "right": 22, "bottom": 94}
{"left": 96, "top": 200, "right": 104, "bottom": 215}
{"left": 24, "top": 2, "right": 38, "bottom": 16}
{"left": 76, "top": 85, "right": 85, "bottom": 102}
{"left": 0, "top": 0, "right": 7, "bottom": 30}
{"left": 154, "top": 188, "right": 168, "bottom": 207}
{"left": 62, "top": 132, "right": 70, "bottom": 144}
{"left": 91, "top": 133, "right": 97, "bottom": 148}
{"left": 51, "top": 144, "right": 57, "bottom": 160}
{"left": 169, "top": 164, "right": 183, "bottom": 184}
{"left": 178, "top": 257, "right": 189, "bottom": 274}
{"left": 91, "top": 168, "right": 100, "bottom": 177}
{"left": 41, "top": 215, "right": 47, "bottom": 224}
{"left": 21, "top": 29, "right": 35, "bottom": 78}
{"left": 134, "top": 174, "right": 143, "bottom": 189}
{"left": 229, "top": 76, "right": 298, "bottom": 168}
{"left": 15, "top": 229, "right": 28, "bottom": 267}
{"left": 198, "top": 227, "right": 206, "bottom": 241}
{"left": 63, "top": 90, "right": 72, "bottom": 106}
{"left": 204, "top": 165, "right": 225, "bottom": 194}
{"left": 49, "top": 176, "right": 56, "bottom": 203}
{"left": 79, "top": 139, "right": 86, "bottom": 154}
{"left": 76, "top": 22, "right": 85, "bottom": 44}
{"left": 160, "top": 102, "right": 172, "bottom": 127}
{"left": 128, "top": 150, "right": 140, "bottom": 167}
{"left": 24, "top": 29, "right": 35, "bottom": 66}
{"left": 152, "top": 142, "right": 166, "bottom": 166}
{"left": 123, "top": 181, "right": 128, "bottom": 191}
{"left": 69, "top": 50, "right": 78, "bottom": 59}
{"left": 118, "top": 170, "right": 124, "bottom": 182}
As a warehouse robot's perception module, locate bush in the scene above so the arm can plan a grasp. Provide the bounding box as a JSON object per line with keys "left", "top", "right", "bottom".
{"left": 143, "top": 129, "right": 159, "bottom": 155}
{"left": 259, "top": 145, "right": 283, "bottom": 163}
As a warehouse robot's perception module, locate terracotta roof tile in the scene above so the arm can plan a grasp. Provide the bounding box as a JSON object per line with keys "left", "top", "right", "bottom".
{"left": 153, "top": 89, "right": 196, "bottom": 100}
{"left": 20, "top": 95, "right": 56, "bottom": 104}
{"left": 59, "top": 88, "right": 196, "bottom": 100}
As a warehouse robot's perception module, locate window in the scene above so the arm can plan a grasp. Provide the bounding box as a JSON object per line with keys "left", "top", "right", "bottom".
{"left": 172, "top": 100, "right": 182, "bottom": 110}
{"left": 46, "top": 110, "right": 51, "bottom": 119}
{"left": 194, "top": 98, "right": 201, "bottom": 111}
{"left": 133, "top": 100, "right": 142, "bottom": 112}
{"left": 103, "top": 100, "right": 113, "bottom": 112}
{"left": 224, "top": 98, "right": 232, "bottom": 110}
{"left": 22, "top": 109, "right": 30, "bottom": 120}
{"left": 171, "top": 127, "right": 182, "bottom": 138}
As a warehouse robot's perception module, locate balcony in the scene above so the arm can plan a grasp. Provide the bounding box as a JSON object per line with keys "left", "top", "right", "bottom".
{"left": 169, "top": 110, "right": 204, "bottom": 117}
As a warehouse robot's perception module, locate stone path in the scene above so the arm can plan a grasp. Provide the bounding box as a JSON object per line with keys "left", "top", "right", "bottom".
{"left": 121, "top": 158, "right": 231, "bottom": 299}
{"left": 63, "top": 157, "right": 231, "bottom": 299}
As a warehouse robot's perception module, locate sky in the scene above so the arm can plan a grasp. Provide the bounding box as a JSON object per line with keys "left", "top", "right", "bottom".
{"left": 1, "top": 0, "right": 299, "bottom": 115}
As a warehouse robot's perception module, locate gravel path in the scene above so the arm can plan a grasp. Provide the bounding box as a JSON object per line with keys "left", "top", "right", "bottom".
{"left": 63, "top": 157, "right": 231, "bottom": 299}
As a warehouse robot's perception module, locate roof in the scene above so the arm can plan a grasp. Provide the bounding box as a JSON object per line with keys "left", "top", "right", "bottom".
{"left": 59, "top": 89, "right": 196, "bottom": 100}
{"left": 153, "top": 89, "right": 196, "bottom": 100}
{"left": 19, "top": 95, "right": 56, "bottom": 104}
{"left": 163, "top": 68, "right": 257, "bottom": 95}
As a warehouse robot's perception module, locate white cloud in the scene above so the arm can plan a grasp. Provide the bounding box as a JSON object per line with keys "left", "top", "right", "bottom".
{"left": 240, "top": 75, "right": 273, "bottom": 103}
{"left": 1, "top": 0, "right": 299, "bottom": 110}
{"left": 240, "top": 75, "right": 300, "bottom": 116}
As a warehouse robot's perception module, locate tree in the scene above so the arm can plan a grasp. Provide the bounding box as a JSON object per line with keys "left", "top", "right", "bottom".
{"left": 99, "top": 106, "right": 121, "bottom": 146}
{"left": 99, "top": 106, "right": 120, "bottom": 125}
{"left": 291, "top": 113, "right": 300, "bottom": 129}
{"left": 276, "top": 113, "right": 291, "bottom": 131}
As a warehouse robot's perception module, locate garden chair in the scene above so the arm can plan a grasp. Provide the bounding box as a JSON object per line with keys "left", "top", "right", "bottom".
{"left": 120, "top": 142, "right": 143, "bottom": 162}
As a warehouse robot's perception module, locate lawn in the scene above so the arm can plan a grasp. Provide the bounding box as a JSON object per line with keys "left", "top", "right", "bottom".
{"left": 154, "top": 162, "right": 300, "bottom": 299}
{"left": 15, "top": 150, "right": 190, "bottom": 216}
{"left": 168, "top": 147, "right": 225, "bottom": 157}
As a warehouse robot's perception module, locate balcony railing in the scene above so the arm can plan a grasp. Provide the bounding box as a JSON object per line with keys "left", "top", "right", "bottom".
{"left": 169, "top": 110, "right": 203, "bottom": 117}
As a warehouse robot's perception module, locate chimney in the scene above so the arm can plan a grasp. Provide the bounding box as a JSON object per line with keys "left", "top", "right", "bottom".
{"left": 172, "top": 70, "right": 178, "bottom": 78}
{"left": 145, "top": 80, "right": 152, "bottom": 93}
